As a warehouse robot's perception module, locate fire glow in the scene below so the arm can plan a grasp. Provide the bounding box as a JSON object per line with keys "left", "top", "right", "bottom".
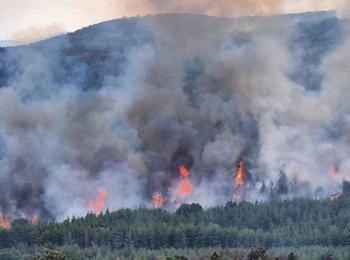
{"left": 152, "top": 192, "right": 165, "bottom": 208}
{"left": 88, "top": 187, "right": 107, "bottom": 215}
{"left": 234, "top": 160, "right": 245, "bottom": 198}
{"left": 177, "top": 165, "right": 193, "bottom": 197}
{"left": 31, "top": 215, "right": 39, "bottom": 225}
{"left": 0, "top": 212, "right": 11, "bottom": 229}
{"left": 330, "top": 166, "right": 337, "bottom": 179}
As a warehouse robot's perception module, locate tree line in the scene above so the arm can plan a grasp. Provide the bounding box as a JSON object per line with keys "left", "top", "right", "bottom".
{"left": 0, "top": 182, "right": 349, "bottom": 258}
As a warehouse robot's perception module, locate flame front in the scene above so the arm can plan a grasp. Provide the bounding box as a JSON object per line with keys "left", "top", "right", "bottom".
{"left": 152, "top": 192, "right": 165, "bottom": 208}
{"left": 0, "top": 213, "right": 11, "bottom": 229}
{"left": 234, "top": 160, "right": 245, "bottom": 198}
{"left": 88, "top": 187, "right": 107, "bottom": 215}
{"left": 177, "top": 165, "right": 193, "bottom": 197}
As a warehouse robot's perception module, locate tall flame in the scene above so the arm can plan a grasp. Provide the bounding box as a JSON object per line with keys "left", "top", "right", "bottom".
{"left": 88, "top": 187, "right": 107, "bottom": 215}
{"left": 234, "top": 160, "right": 245, "bottom": 198}
{"left": 152, "top": 192, "right": 165, "bottom": 208}
{"left": 0, "top": 213, "right": 11, "bottom": 229}
{"left": 177, "top": 165, "right": 193, "bottom": 197}
{"left": 235, "top": 160, "right": 244, "bottom": 185}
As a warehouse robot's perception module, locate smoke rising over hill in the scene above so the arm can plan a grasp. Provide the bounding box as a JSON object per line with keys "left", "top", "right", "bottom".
{"left": 0, "top": 12, "right": 349, "bottom": 221}
{"left": 1, "top": 0, "right": 346, "bottom": 44}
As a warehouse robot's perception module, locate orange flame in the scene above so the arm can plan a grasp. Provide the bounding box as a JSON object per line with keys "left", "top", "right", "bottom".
{"left": 152, "top": 192, "right": 165, "bottom": 208}
{"left": 88, "top": 187, "right": 107, "bottom": 215}
{"left": 179, "top": 165, "right": 190, "bottom": 177}
{"left": 235, "top": 160, "right": 244, "bottom": 186}
{"left": 0, "top": 213, "right": 11, "bottom": 230}
{"left": 177, "top": 165, "right": 193, "bottom": 197}
{"left": 31, "top": 215, "right": 39, "bottom": 225}
{"left": 234, "top": 160, "right": 245, "bottom": 199}
{"left": 330, "top": 166, "right": 337, "bottom": 179}
{"left": 177, "top": 179, "right": 193, "bottom": 196}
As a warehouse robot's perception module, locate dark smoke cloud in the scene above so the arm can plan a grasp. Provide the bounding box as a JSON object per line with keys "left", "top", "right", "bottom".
{"left": 0, "top": 12, "right": 348, "bottom": 220}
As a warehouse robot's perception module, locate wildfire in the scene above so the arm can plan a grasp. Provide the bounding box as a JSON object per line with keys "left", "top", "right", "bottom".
{"left": 179, "top": 165, "right": 190, "bottom": 178}
{"left": 31, "top": 215, "right": 39, "bottom": 225}
{"left": 0, "top": 213, "right": 11, "bottom": 230}
{"left": 234, "top": 160, "right": 245, "bottom": 198}
{"left": 88, "top": 187, "right": 107, "bottom": 215}
{"left": 152, "top": 192, "right": 165, "bottom": 208}
{"left": 177, "top": 165, "right": 193, "bottom": 197}
{"left": 330, "top": 166, "right": 337, "bottom": 179}
{"left": 177, "top": 179, "right": 193, "bottom": 196}
{"left": 235, "top": 160, "right": 244, "bottom": 185}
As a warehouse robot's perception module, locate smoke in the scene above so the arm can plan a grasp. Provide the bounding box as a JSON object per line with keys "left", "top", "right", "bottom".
{"left": 0, "top": 11, "right": 349, "bottom": 220}
{"left": 10, "top": 24, "right": 65, "bottom": 44}
{"left": 0, "top": 0, "right": 343, "bottom": 43}
{"left": 117, "top": 0, "right": 342, "bottom": 17}
{"left": 120, "top": 0, "right": 283, "bottom": 17}
{"left": 337, "top": 0, "right": 350, "bottom": 18}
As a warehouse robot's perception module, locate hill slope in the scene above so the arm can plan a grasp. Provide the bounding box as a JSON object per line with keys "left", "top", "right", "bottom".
{"left": 0, "top": 12, "right": 349, "bottom": 221}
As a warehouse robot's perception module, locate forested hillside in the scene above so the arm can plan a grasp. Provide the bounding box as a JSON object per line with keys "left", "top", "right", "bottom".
{"left": 0, "top": 182, "right": 349, "bottom": 259}
{"left": 1, "top": 11, "right": 350, "bottom": 259}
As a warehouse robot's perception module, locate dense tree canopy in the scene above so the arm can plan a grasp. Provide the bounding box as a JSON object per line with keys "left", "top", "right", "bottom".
{"left": 0, "top": 188, "right": 349, "bottom": 252}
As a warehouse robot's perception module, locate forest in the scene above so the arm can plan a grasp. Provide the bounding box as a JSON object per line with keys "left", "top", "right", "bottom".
{"left": 0, "top": 181, "right": 349, "bottom": 259}
{"left": 0, "top": 12, "right": 349, "bottom": 259}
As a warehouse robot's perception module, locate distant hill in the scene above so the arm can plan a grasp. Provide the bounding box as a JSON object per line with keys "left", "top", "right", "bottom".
{"left": 0, "top": 11, "right": 344, "bottom": 90}
{"left": 0, "top": 11, "right": 349, "bottom": 222}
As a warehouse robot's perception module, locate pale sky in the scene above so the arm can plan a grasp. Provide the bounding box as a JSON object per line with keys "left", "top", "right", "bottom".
{"left": 0, "top": 0, "right": 347, "bottom": 44}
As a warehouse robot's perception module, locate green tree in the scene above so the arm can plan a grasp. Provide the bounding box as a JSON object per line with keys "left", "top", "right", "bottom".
{"left": 33, "top": 249, "right": 65, "bottom": 260}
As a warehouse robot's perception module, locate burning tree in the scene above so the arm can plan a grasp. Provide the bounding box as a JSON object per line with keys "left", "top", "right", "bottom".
{"left": 234, "top": 160, "right": 245, "bottom": 199}
{"left": 0, "top": 213, "right": 11, "bottom": 230}
{"left": 87, "top": 187, "right": 107, "bottom": 215}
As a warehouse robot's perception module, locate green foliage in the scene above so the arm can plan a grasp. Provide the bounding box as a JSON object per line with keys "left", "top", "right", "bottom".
{"left": 33, "top": 249, "right": 65, "bottom": 260}
{"left": 247, "top": 247, "right": 267, "bottom": 260}
{"left": 0, "top": 197, "right": 349, "bottom": 258}
{"left": 342, "top": 181, "right": 350, "bottom": 196}
{"left": 1, "top": 245, "right": 350, "bottom": 260}
{"left": 287, "top": 252, "right": 297, "bottom": 260}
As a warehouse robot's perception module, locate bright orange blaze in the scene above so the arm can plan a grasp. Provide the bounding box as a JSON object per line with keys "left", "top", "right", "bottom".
{"left": 233, "top": 160, "right": 245, "bottom": 199}
{"left": 235, "top": 160, "right": 244, "bottom": 186}
{"left": 330, "top": 166, "right": 337, "bottom": 179}
{"left": 177, "top": 179, "right": 193, "bottom": 196}
{"left": 177, "top": 165, "right": 193, "bottom": 197}
{"left": 179, "top": 165, "right": 190, "bottom": 177}
{"left": 31, "top": 216, "right": 39, "bottom": 225}
{"left": 152, "top": 192, "right": 165, "bottom": 208}
{"left": 0, "top": 213, "right": 11, "bottom": 229}
{"left": 88, "top": 187, "right": 107, "bottom": 215}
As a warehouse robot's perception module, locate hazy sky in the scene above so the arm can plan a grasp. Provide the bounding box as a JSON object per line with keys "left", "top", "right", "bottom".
{"left": 0, "top": 0, "right": 347, "bottom": 43}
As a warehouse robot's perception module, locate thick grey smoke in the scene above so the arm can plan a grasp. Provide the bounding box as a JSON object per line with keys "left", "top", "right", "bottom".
{"left": 0, "top": 12, "right": 348, "bottom": 220}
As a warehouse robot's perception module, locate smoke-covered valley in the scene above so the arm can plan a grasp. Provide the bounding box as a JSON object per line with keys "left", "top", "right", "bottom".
{"left": 0, "top": 11, "right": 349, "bottom": 221}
